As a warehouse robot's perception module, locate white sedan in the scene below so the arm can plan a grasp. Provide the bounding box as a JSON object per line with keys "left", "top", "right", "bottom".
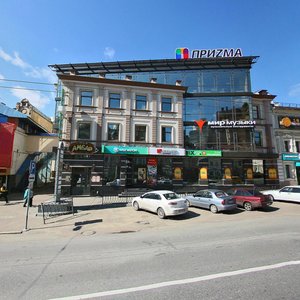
{"left": 132, "top": 190, "right": 188, "bottom": 219}
{"left": 261, "top": 186, "right": 300, "bottom": 203}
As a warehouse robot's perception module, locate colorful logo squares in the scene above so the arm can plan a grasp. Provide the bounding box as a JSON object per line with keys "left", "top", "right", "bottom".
{"left": 176, "top": 48, "right": 189, "bottom": 60}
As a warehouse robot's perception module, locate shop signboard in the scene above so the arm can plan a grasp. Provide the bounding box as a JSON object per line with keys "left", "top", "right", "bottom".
{"left": 69, "top": 142, "right": 96, "bottom": 154}
{"left": 149, "top": 147, "right": 185, "bottom": 156}
{"left": 279, "top": 116, "right": 300, "bottom": 129}
{"left": 296, "top": 162, "right": 300, "bottom": 167}
{"left": 176, "top": 48, "right": 243, "bottom": 60}
{"left": 282, "top": 153, "right": 300, "bottom": 161}
{"left": 102, "top": 145, "right": 148, "bottom": 155}
{"left": 186, "top": 150, "right": 222, "bottom": 157}
{"left": 207, "top": 120, "right": 256, "bottom": 129}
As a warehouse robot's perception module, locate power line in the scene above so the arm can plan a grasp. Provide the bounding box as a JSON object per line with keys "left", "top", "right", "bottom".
{"left": 0, "top": 85, "right": 56, "bottom": 93}
{"left": 0, "top": 78, "right": 56, "bottom": 86}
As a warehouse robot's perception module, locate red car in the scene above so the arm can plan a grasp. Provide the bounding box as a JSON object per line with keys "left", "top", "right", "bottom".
{"left": 226, "top": 188, "right": 273, "bottom": 211}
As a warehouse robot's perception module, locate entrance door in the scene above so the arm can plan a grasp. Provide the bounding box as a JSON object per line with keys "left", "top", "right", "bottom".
{"left": 71, "top": 167, "right": 91, "bottom": 195}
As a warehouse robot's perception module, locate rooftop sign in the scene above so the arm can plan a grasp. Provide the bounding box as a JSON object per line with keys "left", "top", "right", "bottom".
{"left": 176, "top": 48, "right": 243, "bottom": 59}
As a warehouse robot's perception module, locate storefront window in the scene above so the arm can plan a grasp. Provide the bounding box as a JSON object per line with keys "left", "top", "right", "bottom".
{"left": 103, "top": 156, "right": 120, "bottom": 184}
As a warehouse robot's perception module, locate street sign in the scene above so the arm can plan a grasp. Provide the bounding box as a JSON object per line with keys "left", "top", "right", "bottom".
{"left": 29, "top": 161, "right": 36, "bottom": 175}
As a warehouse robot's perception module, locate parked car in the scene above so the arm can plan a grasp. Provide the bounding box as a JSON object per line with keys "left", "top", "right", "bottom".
{"left": 261, "top": 186, "right": 300, "bottom": 203}
{"left": 132, "top": 190, "right": 188, "bottom": 219}
{"left": 185, "top": 189, "right": 237, "bottom": 213}
{"left": 226, "top": 188, "right": 272, "bottom": 211}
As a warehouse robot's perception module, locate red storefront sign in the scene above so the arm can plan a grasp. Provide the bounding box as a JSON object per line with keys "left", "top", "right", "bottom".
{"left": 0, "top": 123, "right": 16, "bottom": 168}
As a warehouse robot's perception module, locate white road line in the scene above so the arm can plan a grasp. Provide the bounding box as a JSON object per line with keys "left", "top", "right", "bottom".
{"left": 50, "top": 260, "right": 300, "bottom": 300}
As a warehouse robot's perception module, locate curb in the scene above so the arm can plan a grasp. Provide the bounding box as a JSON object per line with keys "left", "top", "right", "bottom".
{"left": 0, "top": 230, "right": 23, "bottom": 235}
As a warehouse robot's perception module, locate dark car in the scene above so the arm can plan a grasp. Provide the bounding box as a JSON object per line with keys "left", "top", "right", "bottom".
{"left": 226, "top": 188, "right": 273, "bottom": 211}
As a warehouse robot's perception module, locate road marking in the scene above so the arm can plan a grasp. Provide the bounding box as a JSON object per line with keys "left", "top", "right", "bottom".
{"left": 50, "top": 260, "right": 300, "bottom": 300}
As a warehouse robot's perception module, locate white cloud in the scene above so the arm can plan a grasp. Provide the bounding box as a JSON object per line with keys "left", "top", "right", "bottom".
{"left": 0, "top": 47, "right": 56, "bottom": 83}
{"left": 289, "top": 83, "right": 300, "bottom": 97}
{"left": 104, "top": 47, "right": 115, "bottom": 59}
{"left": 0, "top": 73, "right": 4, "bottom": 80}
{"left": 0, "top": 48, "right": 29, "bottom": 69}
{"left": 10, "top": 86, "right": 50, "bottom": 109}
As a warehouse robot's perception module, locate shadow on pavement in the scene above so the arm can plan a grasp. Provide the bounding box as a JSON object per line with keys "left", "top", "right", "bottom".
{"left": 257, "top": 206, "right": 280, "bottom": 212}
{"left": 173, "top": 210, "right": 200, "bottom": 220}
{"left": 75, "top": 203, "right": 128, "bottom": 211}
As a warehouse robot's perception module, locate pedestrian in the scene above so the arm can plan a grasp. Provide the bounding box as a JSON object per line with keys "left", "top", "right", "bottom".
{"left": 0, "top": 184, "right": 9, "bottom": 204}
{"left": 23, "top": 187, "right": 33, "bottom": 207}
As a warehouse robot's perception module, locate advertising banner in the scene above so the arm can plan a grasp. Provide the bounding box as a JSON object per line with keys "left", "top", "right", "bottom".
{"left": 186, "top": 150, "right": 222, "bottom": 157}
{"left": 149, "top": 147, "right": 185, "bottom": 156}
{"left": 102, "top": 145, "right": 148, "bottom": 155}
{"left": 147, "top": 158, "right": 157, "bottom": 185}
{"left": 282, "top": 153, "right": 300, "bottom": 161}
{"left": 0, "top": 123, "right": 16, "bottom": 168}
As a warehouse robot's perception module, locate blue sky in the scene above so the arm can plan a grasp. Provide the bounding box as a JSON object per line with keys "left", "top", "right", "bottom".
{"left": 0, "top": 0, "right": 299, "bottom": 118}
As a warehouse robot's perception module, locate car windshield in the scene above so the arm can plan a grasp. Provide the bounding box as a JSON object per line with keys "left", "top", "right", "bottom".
{"left": 163, "top": 192, "right": 180, "bottom": 200}
{"left": 215, "top": 191, "right": 228, "bottom": 198}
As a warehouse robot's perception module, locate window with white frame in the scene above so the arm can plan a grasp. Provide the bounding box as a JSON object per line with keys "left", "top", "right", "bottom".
{"left": 107, "top": 123, "right": 120, "bottom": 141}
{"left": 78, "top": 122, "right": 91, "bottom": 140}
{"left": 135, "top": 125, "right": 147, "bottom": 142}
{"left": 109, "top": 93, "right": 121, "bottom": 108}
{"left": 162, "top": 126, "right": 172, "bottom": 143}
{"left": 136, "top": 95, "right": 147, "bottom": 110}
{"left": 80, "top": 91, "right": 93, "bottom": 106}
{"left": 161, "top": 97, "right": 172, "bottom": 112}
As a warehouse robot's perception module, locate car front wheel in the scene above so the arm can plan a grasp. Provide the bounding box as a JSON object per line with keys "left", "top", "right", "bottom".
{"left": 268, "top": 195, "right": 274, "bottom": 201}
{"left": 210, "top": 204, "right": 218, "bottom": 213}
{"left": 133, "top": 201, "right": 139, "bottom": 211}
{"left": 243, "top": 202, "right": 252, "bottom": 211}
{"left": 157, "top": 207, "right": 166, "bottom": 219}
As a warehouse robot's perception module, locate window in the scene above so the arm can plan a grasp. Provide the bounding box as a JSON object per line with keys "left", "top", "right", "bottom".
{"left": 80, "top": 91, "right": 93, "bottom": 106}
{"left": 162, "top": 97, "right": 172, "bottom": 112}
{"left": 285, "top": 165, "right": 291, "bottom": 179}
{"left": 284, "top": 141, "right": 290, "bottom": 152}
{"left": 135, "top": 125, "right": 146, "bottom": 142}
{"left": 78, "top": 123, "right": 91, "bottom": 140}
{"left": 254, "top": 131, "right": 262, "bottom": 147}
{"left": 162, "top": 126, "right": 172, "bottom": 143}
{"left": 107, "top": 123, "right": 120, "bottom": 141}
{"left": 136, "top": 95, "right": 147, "bottom": 110}
{"left": 109, "top": 93, "right": 121, "bottom": 108}
{"left": 253, "top": 105, "right": 260, "bottom": 119}
{"left": 296, "top": 141, "right": 300, "bottom": 153}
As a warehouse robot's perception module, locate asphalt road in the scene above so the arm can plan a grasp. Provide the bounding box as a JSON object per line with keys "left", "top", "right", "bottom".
{"left": 1, "top": 202, "right": 300, "bottom": 300}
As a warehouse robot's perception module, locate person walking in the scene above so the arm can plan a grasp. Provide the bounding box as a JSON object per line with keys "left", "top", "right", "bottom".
{"left": 23, "top": 187, "right": 33, "bottom": 207}
{"left": 0, "top": 184, "right": 9, "bottom": 204}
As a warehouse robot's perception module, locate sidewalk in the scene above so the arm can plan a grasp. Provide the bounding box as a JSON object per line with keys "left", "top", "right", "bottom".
{"left": 0, "top": 193, "right": 166, "bottom": 239}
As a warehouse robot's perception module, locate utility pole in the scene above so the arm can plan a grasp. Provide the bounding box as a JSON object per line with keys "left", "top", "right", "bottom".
{"left": 54, "top": 141, "right": 64, "bottom": 202}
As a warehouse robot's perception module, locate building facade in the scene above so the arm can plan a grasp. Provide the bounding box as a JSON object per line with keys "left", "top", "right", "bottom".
{"left": 271, "top": 104, "right": 300, "bottom": 185}
{"left": 57, "top": 75, "right": 186, "bottom": 195}
{"left": 0, "top": 100, "right": 58, "bottom": 192}
{"left": 50, "top": 49, "right": 280, "bottom": 194}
